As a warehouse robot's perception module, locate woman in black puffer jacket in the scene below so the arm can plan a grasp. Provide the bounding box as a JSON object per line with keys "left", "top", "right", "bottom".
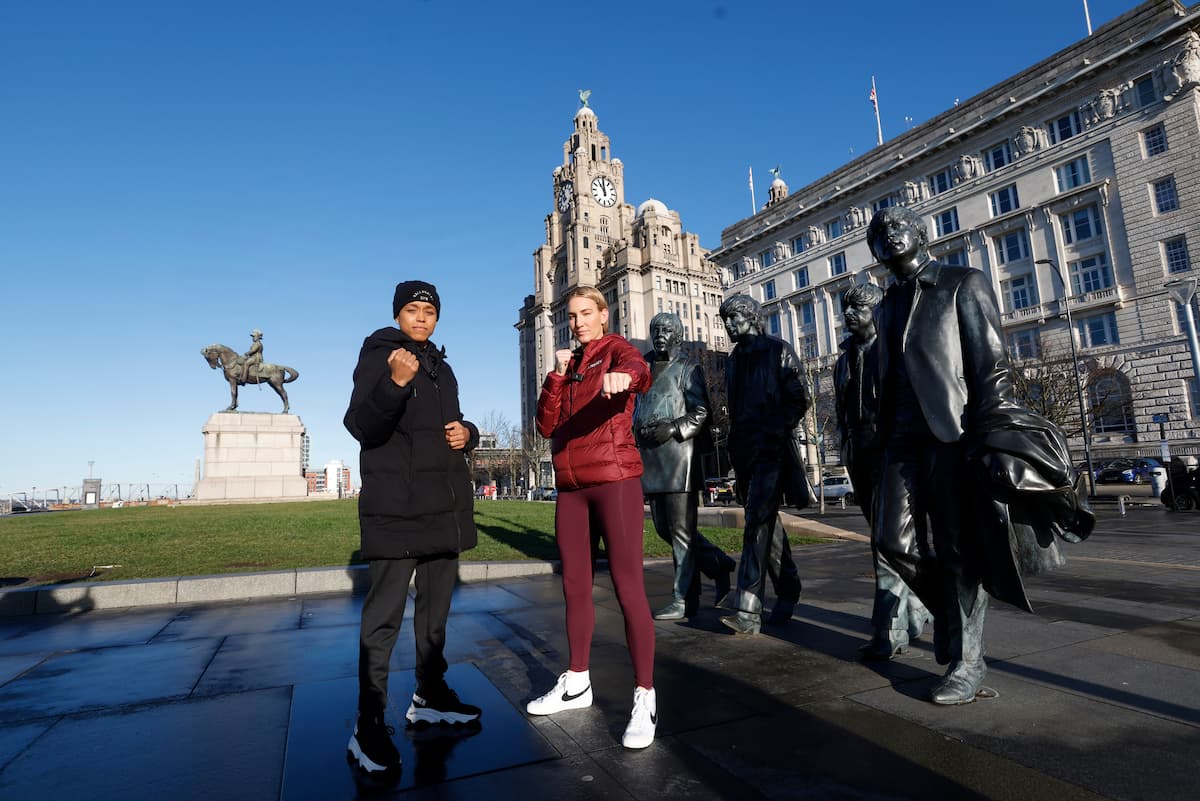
{"left": 343, "top": 280, "right": 481, "bottom": 777}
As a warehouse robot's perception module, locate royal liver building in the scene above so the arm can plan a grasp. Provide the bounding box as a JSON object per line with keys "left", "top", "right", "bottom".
{"left": 515, "top": 98, "right": 727, "bottom": 439}
{"left": 708, "top": 0, "right": 1200, "bottom": 460}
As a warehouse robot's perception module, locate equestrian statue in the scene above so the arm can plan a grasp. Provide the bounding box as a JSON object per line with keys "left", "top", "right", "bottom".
{"left": 201, "top": 329, "right": 299, "bottom": 413}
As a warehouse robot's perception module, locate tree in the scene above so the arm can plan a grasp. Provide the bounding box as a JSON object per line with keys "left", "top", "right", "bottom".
{"left": 521, "top": 426, "right": 551, "bottom": 488}
{"left": 1008, "top": 343, "right": 1133, "bottom": 440}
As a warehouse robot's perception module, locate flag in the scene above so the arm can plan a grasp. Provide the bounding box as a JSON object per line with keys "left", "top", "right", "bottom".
{"left": 748, "top": 166, "right": 754, "bottom": 191}
{"left": 869, "top": 85, "right": 878, "bottom": 111}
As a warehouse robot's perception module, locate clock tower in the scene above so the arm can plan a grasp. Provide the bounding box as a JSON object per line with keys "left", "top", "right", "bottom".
{"left": 516, "top": 98, "right": 727, "bottom": 459}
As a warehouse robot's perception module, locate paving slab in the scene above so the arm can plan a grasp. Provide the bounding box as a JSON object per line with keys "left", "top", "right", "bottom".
{"left": 0, "top": 653, "right": 45, "bottom": 687}
{"left": 192, "top": 623, "right": 357, "bottom": 696}
{"left": 0, "top": 688, "right": 290, "bottom": 801}
{"left": 0, "top": 607, "right": 177, "bottom": 656}
{"left": 153, "top": 598, "right": 304, "bottom": 642}
{"left": 850, "top": 670, "right": 1200, "bottom": 801}
{"left": 0, "top": 638, "right": 220, "bottom": 723}
{"left": 1076, "top": 618, "right": 1200, "bottom": 670}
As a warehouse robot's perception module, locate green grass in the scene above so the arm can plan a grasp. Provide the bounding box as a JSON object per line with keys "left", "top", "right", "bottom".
{"left": 0, "top": 499, "right": 826, "bottom": 588}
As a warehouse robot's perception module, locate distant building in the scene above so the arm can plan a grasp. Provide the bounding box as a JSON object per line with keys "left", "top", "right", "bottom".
{"left": 707, "top": 0, "right": 1200, "bottom": 459}
{"left": 515, "top": 101, "right": 728, "bottom": 436}
{"left": 305, "top": 459, "right": 351, "bottom": 496}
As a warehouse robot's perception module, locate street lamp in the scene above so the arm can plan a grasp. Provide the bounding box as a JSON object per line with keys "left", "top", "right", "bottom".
{"left": 1036, "top": 259, "right": 1096, "bottom": 497}
{"left": 1165, "top": 276, "right": 1200, "bottom": 402}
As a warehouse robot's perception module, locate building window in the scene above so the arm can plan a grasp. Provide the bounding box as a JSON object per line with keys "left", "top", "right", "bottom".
{"left": 1088, "top": 370, "right": 1135, "bottom": 434}
{"left": 1075, "top": 311, "right": 1119, "bottom": 348}
{"left": 941, "top": 248, "right": 966, "bottom": 267}
{"left": 934, "top": 207, "right": 960, "bottom": 238}
{"left": 1002, "top": 273, "right": 1039, "bottom": 311}
{"left": 994, "top": 228, "right": 1030, "bottom": 265}
{"left": 825, "top": 217, "right": 843, "bottom": 240}
{"left": 1007, "top": 328, "right": 1041, "bottom": 360}
{"left": 759, "top": 248, "right": 774, "bottom": 269}
{"left": 983, "top": 141, "right": 1013, "bottom": 172}
{"left": 1143, "top": 123, "right": 1168, "bottom": 157}
{"left": 1069, "top": 253, "right": 1113, "bottom": 295}
{"left": 873, "top": 195, "right": 896, "bottom": 212}
{"left": 829, "top": 251, "right": 847, "bottom": 276}
{"left": 792, "top": 235, "right": 807, "bottom": 254}
{"left": 793, "top": 266, "right": 810, "bottom": 289}
{"left": 989, "top": 184, "right": 1020, "bottom": 216}
{"left": 1164, "top": 236, "right": 1191, "bottom": 274}
{"left": 1188, "top": 377, "right": 1200, "bottom": 420}
{"left": 1153, "top": 177, "right": 1179, "bottom": 213}
{"left": 768, "top": 312, "right": 781, "bottom": 336}
{"left": 928, "top": 167, "right": 953, "bottom": 195}
{"left": 583, "top": 236, "right": 589, "bottom": 249}
{"left": 656, "top": 297, "right": 663, "bottom": 312}
{"left": 799, "top": 301, "right": 815, "bottom": 327}
{"left": 1134, "top": 74, "right": 1157, "bottom": 107}
{"left": 763, "top": 279, "right": 777, "bottom": 300}
{"left": 1173, "top": 295, "right": 1200, "bottom": 334}
{"left": 1061, "top": 204, "right": 1102, "bottom": 245}
{"left": 1046, "top": 111, "right": 1082, "bottom": 145}
{"left": 1054, "top": 156, "right": 1091, "bottom": 192}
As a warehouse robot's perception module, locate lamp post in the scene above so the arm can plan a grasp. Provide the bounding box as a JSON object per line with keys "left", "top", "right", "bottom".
{"left": 1165, "top": 276, "right": 1200, "bottom": 402}
{"left": 1036, "top": 259, "right": 1096, "bottom": 497}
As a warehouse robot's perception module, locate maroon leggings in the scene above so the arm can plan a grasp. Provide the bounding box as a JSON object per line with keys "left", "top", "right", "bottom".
{"left": 555, "top": 476, "right": 655, "bottom": 689}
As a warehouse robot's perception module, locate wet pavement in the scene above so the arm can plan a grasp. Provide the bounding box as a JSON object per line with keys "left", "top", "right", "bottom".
{"left": 1, "top": 505, "right": 1198, "bottom": 800}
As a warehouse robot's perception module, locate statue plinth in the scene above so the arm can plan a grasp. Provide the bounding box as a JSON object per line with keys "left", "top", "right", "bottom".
{"left": 194, "top": 412, "right": 309, "bottom": 501}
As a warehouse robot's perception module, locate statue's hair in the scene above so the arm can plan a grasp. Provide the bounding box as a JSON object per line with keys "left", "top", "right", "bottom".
{"left": 719, "top": 294, "right": 763, "bottom": 332}
{"left": 649, "top": 312, "right": 684, "bottom": 338}
{"left": 841, "top": 283, "right": 885, "bottom": 311}
{"left": 866, "top": 205, "right": 928, "bottom": 258}
{"left": 565, "top": 285, "right": 609, "bottom": 333}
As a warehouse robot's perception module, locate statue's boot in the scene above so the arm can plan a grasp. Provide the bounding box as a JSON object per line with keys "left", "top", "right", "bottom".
{"left": 653, "top": 599, "right": 690, "bottom": 620}
{"left": 719, "top": 611, "right": 761, "bottom": 635}
{"left": 931, "top": 589, "right": 988, "bottom": 705}
{"left": 863, "top": 582, "right": 911, "bottom": 660}
{"left": 695, "top": 534, "right": 735, "bottom": 606}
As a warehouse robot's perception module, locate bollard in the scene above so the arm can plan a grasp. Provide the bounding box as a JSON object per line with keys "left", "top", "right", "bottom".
{"left": 1118, "top": 495, "right": 1127, "bottom": 515}
{"left": 839, "top": 496, "right": 846, "bottom": 510}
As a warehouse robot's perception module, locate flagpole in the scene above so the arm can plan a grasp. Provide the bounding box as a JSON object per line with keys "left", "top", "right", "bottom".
{"left": 871, "top": 76, "right": 883, "bottom": 147}
{"left": 1083, "top": 0, "right": 1093, "bottom": 35}
{"left": 748, "top": 166, "right": 756, "bottom": 214}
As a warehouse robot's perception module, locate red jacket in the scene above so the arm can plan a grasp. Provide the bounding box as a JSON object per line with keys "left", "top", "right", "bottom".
{"left": 536, "top": 334, "right": 651, "bottom": 490}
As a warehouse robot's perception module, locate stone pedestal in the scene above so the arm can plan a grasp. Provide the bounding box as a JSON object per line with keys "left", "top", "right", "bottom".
{"left": 195, "top": 412, "right": 308, "bottom": 501}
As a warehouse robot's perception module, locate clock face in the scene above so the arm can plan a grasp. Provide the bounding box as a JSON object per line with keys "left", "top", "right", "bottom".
{"left": 557, "top": 181, "right": 573, "bottom": 212}
{"left": 591, "top": 176, "right": 616, "bottom": 207}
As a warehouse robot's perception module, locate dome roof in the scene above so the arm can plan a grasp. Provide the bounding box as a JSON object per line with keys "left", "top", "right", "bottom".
{"left": 574, "top": 106, "right": 596, "bottom": 120}
{"left": 636, "top": 198, "right": 670, "bottom": 218}
{"left": 771, "top": 177, "right": 786, "bottom": 187}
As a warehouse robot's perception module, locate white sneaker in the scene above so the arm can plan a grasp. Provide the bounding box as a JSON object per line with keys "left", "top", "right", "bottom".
{"left": 621, "top": 687, "right": 657, "bottom": 749}
{"left": 526, "top": 671, "right": 593, "bottom": 716}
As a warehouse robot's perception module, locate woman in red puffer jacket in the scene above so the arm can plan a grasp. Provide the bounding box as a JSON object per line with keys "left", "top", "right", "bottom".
{"left": 526, "top": 286, "right": 658, "bottom": 750}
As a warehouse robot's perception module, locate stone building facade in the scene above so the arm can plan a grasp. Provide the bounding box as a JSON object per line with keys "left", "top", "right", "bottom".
{"left": 708, "top": 0, "right": 1200, "bottom": 461}
{"left": 515, "top": 101, "right": 727, "bottom": 435}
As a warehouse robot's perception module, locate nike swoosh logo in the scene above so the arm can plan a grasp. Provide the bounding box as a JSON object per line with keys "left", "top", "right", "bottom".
{"left": 561, "top": 686, "right": 590, "bottom": 702}
{"left": 650, "top": 712, "right": 658, "bottom": 724}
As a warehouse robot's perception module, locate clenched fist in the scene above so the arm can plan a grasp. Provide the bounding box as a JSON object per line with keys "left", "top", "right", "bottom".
{"left": 444, "top": 421, "right": 469, "bottom": 451}
{"left": 388, "top": 348, "right": 419, "bottom": 387}
{"left": 553, "top": 348, "right": 574, "bottom": 376}
{"left": 601, "top": 371, "right": 632, "bottom": 398}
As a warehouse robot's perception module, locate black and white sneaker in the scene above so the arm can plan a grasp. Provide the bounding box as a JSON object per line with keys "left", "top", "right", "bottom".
{"left": 526, "top": 671, "right": 593, "bottom": 715}
{"left": 347, "top": 713, "right": 401, "bottom": 774}
{"left": 405, "top": 684, "right": 482, "bottom": 725}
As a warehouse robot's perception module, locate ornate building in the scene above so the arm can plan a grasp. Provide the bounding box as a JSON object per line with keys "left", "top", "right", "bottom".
{"left": 516, "top": 99, "right": 727, "bottom": 437}
{"left": 708, "top": 0, "right": 1200, "bottom": 460}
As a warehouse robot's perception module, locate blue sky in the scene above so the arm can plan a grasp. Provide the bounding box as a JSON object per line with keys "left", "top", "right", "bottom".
{"left": 0, "top": 0, "right": 1138, "bottom": 495}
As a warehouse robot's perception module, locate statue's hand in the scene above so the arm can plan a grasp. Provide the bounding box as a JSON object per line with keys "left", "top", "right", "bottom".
{"left": 650, "top": 421, "right": 676, "bottom": 444}
{"left": 388, "top": 348, "right": 420, "bottom": 387}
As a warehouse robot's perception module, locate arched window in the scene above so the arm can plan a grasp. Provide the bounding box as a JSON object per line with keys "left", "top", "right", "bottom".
{"left": 1088, "top": 369, "right": 1134, "bottom": 435}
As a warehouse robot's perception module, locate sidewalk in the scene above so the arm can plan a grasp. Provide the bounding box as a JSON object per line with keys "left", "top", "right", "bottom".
{"left": 1, "top": 508, "right": 1197, "bottom": 800}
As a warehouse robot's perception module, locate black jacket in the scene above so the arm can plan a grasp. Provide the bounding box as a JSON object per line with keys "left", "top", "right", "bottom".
{"left": 344, "top": 326, "right": 478, "bottom": 559}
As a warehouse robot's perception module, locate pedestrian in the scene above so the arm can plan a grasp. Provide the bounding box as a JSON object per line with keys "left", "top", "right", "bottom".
{"left": 344, "top": 280, "right": 481, "bottom": 776}
{"left": 526, "top": 285, "right": 658, "bottom": 749}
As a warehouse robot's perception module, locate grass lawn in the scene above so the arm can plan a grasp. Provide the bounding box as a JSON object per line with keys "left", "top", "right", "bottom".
{"left": 0, "top": 499, "right": 827, "bottom": 588}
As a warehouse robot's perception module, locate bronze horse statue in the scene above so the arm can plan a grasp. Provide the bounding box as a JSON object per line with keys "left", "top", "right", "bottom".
{"left": 201, "top": 344, "right": 300, "bottom": 413}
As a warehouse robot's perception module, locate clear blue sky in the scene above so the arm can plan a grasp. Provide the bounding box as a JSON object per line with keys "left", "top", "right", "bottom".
{"left": 0, "top": 0, "right": 1139, "bottom": 495}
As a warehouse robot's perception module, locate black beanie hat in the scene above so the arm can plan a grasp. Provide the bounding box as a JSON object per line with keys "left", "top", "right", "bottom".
{"left": 392, "top": 280, "right": 441, "bottom": 318}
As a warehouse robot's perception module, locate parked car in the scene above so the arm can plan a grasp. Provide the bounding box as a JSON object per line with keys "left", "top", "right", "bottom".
{"left": 1096, "top": 457, "right": 1162, "bottom": 484}
{"left": 820, "top": 475, "right": 855, "bottom": 504}
{"left": 705, "top": 477, "right": 736, "bottom": 505}
{"left": 532, "top": 487, "right": 558, "bottom": 501}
